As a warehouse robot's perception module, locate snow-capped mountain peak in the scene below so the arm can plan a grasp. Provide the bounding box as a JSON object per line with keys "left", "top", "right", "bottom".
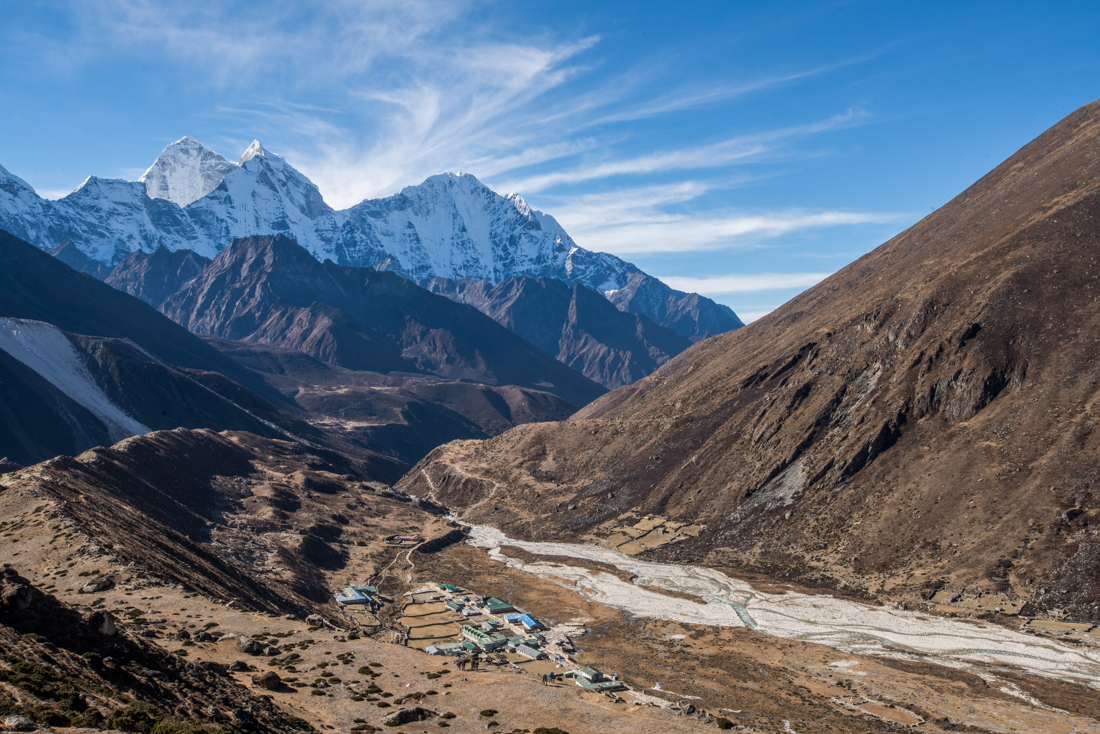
{"left": 239, "top": 140, "right": 268, "bottom": 164}
{"left": 140, "top": 136, "right": 239, "bottom": 207}
{"left": 0, "top": 162, "right": 35, "bottom": 193}
{"left": 510, "top": 193, "right": 532, "bottom": 217}
{"left": 0, "top": 137, "right": 743, "bottom": 339}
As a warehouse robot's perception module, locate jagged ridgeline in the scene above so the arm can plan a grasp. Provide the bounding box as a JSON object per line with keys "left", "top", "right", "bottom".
{"left": 0, "top": 138, "right": 741, "bottom": 342}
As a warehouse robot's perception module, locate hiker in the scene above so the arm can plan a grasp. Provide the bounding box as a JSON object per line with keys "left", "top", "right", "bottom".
{"left": 541, "top": 673, "right": 547, "bottom": 685}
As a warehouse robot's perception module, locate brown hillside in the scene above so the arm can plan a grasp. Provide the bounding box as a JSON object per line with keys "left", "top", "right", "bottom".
{"left": 399, "top": 99, "right": 1100, "bottom": 620}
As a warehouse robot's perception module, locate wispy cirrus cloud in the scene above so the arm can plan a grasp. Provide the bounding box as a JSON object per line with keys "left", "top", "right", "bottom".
{"left": 14, "top": 0, "right": 899, "bottom": 287}
{"left": 496, "top": 110, "right": 866, "bottom": 194}
{"left": 538, "top": 180, "right": 903, "bottom": 255}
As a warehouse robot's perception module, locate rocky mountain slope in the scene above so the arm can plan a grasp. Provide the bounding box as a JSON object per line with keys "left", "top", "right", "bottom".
{"left": 158, "top": 234, "right": 606, "bottom": 408}
{"left": 398, "top": 99, "right": 1100, "bottom": 621}
{"left": 210, "top": 337, "right": 579, "bottom": 471}
{"left": 106, "top": 245, "right": 211, "bottom": 308}
{"left": 48, "top": 240, "right": 110, "bottom": 279}
{"left": 1, "top": 228, "right": 583, "bottom": 474}
{"left": 0, "top": 229, "right": 337, "bottom": 467}
{"left": 0, "top": 137, "right": 741, "bottom": 339}
{"left": 0, "top": 565, "right": 308, "bottom": 733}
{"left": 424, "top": 276, "right": 693, "bottom": 389}
{"left": 0, "top": 428, "right": 447, "bottom": 615}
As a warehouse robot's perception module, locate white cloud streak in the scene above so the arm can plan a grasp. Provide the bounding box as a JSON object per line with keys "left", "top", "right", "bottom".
{"left": 660, "top": 272, "right": 833, "bottom": 294}
{"left": 735, "top": 308, "right": 779, "bottom": 324}
{"left": 538, "top": 181, "right": 903, "bottom": 255}
{"left": 497, "top": 110, "right": 865, "bottom": 194}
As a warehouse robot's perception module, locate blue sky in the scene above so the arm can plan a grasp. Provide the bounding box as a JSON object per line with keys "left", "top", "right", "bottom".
{"left": 2, "top": 2, "right": 1099, "bottom": 322}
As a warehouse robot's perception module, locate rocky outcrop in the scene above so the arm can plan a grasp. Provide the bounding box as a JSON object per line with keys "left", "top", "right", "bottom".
{"left": 380, "top": 707, "right": 434, "bottom": 726}
{"left": 251, "top": 671, "right": 282, "bottom": 691}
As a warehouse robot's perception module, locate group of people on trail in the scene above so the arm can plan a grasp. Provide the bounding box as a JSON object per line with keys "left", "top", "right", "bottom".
{"left": 540, "top": 672, "right": 559, "bottom": 685}
{"left": 456, "top": 655, "right": 480, "bottom": 671}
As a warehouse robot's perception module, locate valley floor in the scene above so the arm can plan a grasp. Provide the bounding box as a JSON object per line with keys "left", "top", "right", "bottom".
{"left": 5, "top": 466, "right": 1100, "bottom": 733}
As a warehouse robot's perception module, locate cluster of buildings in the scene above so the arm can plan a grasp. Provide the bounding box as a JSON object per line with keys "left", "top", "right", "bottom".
{"left": 421, "top": 583, "right": 626, "bottom": 693}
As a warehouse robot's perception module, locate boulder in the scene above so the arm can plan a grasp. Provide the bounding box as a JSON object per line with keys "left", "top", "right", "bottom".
{"left": 251, "top": 671, "right": 282, "bottom": 691}
{"left": 2, "top": 715, "right": 36, "bottom": 731}
{"left": 381, "top": 707, "right": 434, "bottom": 726}
{"left": 198, "top": 661, "right": 227, "bottom": 677}
{"left": 229, "top": 660, "right": 250, "bottom": 672}
{"left": 0, "top": 583, "right": 34, "bottom": 611}
{"left": 237, "top": 637, "right": 264, "bottom": 655}
{"left": 194, "top": 630, "right": 214, "bottom": 642}
{"left": 231, "top": 709, "right": 254, "bottom": 725}
{"left": 262, "top": 646, "right": 280, "bottom": 656}
{"left": 81, "top": 576, "right": 114, "bottom": 593}
{"left": 82, "top": 610, "right": 116, "bottom": 637}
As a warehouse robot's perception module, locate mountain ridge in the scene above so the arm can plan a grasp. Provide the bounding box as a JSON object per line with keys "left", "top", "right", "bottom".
{"left": 397, "top": 97, "right": 1100, "bottom": 621}
{"left": 159, "top": 233, "right": 607, "bottom": 408}
{"left": 0, "top": 138, "right": 741, "bottom": 340}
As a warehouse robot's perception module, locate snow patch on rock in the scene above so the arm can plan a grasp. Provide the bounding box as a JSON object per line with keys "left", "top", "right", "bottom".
{"left": 0, "top": 318, "right": 150, "bottom": 442}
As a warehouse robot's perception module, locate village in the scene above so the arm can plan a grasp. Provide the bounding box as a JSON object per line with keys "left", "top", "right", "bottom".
{"left": 334, "top": 578, "right": 631, "bottom": 696}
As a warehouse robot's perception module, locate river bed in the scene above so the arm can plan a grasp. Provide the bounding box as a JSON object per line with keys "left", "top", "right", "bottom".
{"left": 463, "top": 524, "right": 1100, "bottom": 689}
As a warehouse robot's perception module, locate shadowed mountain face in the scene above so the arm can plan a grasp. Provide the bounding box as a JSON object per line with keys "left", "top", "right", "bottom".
{"left": 0, "top": 230, "right": 349, "bottom": 468}
{"left": 422, "top": 276, "right": 693, "bottom": 389}
{"left": 208, "top": 337, "right": 580, "bottom": 468}
{"left": 159, "top": 234, "right": 606, "bottom": 409}
{"left": 399, "top": 99, "right": 1100, "bottom": 620}
{"left": 48, "top": 240, "right": 110, "bottom": 279}
{"left": 106, "top": 246, "right": 210, "bottom": 308}
{"left": 606, "top": 270, "right": 745, "bottom": 341}
{"left": 0, "top": 229, "right": 278, "bottom": 394}
{"left": 7, "top": 228, "right": 588, "bottom": 472}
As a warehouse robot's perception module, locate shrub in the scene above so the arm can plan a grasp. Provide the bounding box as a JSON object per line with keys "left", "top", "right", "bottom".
{"left": 0, "top": 661, "right": 79, "bottom": 700}
{"left": 33, "top": 708, "right": 71, "bottom": 727}
{"left": 71, "top": 709, "right": 105, "bottom": 728}
{"left": 104, "top": 701, "right": 164, "bottom": 733}
{"left": 716, "top": 720, "right": 734, "bottom": 731}
{"left": 151, "top": 718, "right": 207, "bottom": 734}
{"left": 479, "top": 710, "right": 498, "bottom": 718}
{"left": 440, "top": 713, "right": 456, "bottom": 720}
{"left": 533, "top": 729, "right": 571, "bottom": 734}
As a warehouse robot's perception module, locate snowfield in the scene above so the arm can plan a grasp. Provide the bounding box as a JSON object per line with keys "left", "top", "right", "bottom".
{"left": 0, "top": 318, "right": 149, "bottom": 442}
